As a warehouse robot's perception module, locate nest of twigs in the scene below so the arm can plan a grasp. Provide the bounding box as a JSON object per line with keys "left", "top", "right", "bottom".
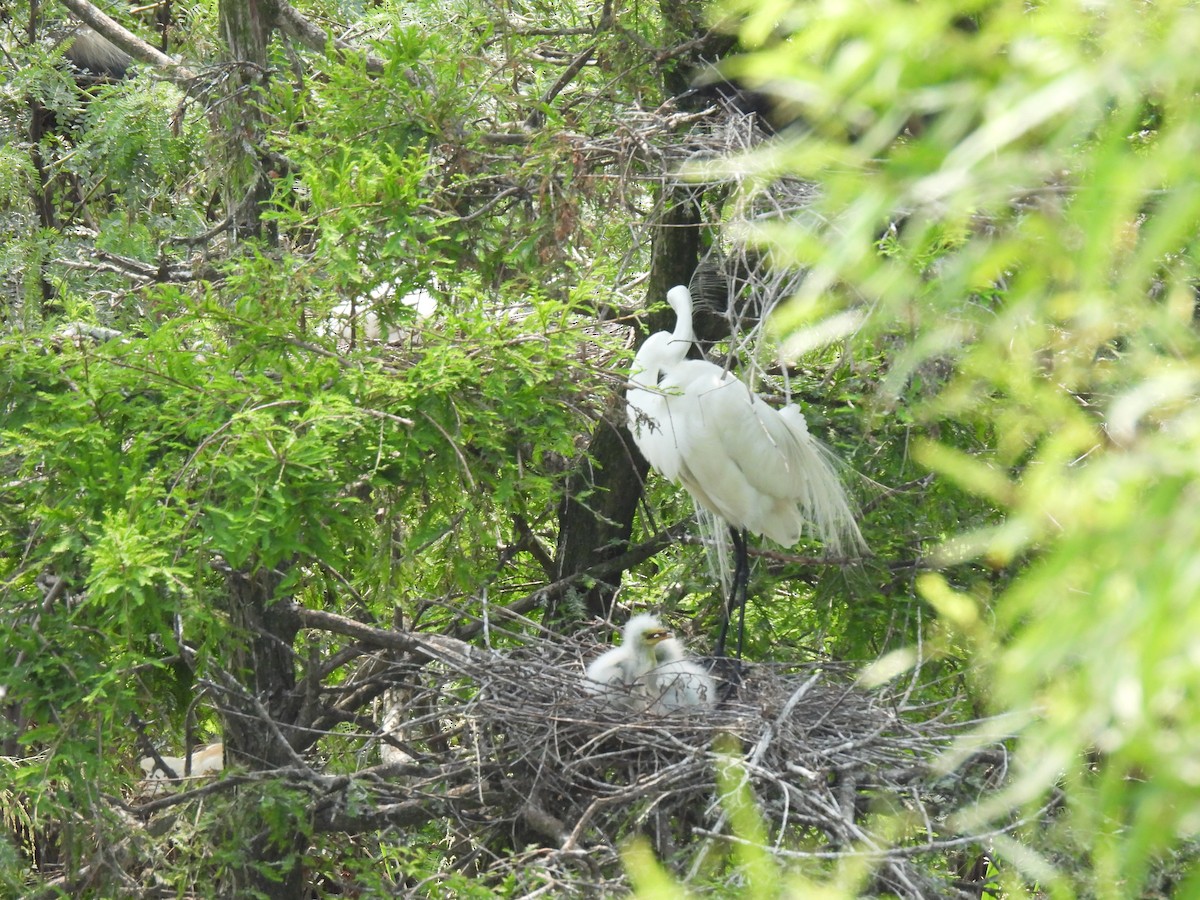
{"left": 359, "top": 625, "right": 1009, "bottom": 898}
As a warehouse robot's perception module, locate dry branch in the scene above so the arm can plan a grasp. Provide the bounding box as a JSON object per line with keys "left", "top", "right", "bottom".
{"left": 124, "top": 614, "right": 1012, "bottom": 898}
{"left": 273, "top": 0, "right": 390, "bottom": 76}
{"left": 58, "top": 0, "right": 195, "bottom": 80}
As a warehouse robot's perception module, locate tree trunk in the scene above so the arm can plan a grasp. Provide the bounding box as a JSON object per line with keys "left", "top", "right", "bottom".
{"left": 220, "top": 564, "right": 305, "bottom": 900}
{"left": 217, "top": 0, "right": 278, "bottom": 241}
{"left": 25, "top": 2, "right": 61, "bottom": 313}
{"left": 552, "top": 193, "right": 701, "bottom": 622}
{"left": 222, "top": 566, "right": 301, "bottom": 764}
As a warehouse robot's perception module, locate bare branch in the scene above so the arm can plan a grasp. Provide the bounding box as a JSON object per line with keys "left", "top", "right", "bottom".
{"left": 272, "top": 0, "right": 390, "bottom": 76}
{"left": 525, "top": 43, "right": 595, "bottom": 128}
{"left": 58, "top": 0, "right": 195, "bottom": 80}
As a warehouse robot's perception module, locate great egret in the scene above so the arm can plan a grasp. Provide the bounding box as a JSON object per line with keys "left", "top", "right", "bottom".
{"left": 625, "top": 285, "right": 864, "bottom": 656}
{"left": 585, "top": 614, "right": 716, "bottom": 712}
{"left": 320, "top": 287, "right": 436, "bottom": 348}
{"left": 139, "top": 742, "right": 224, "bottom": 794}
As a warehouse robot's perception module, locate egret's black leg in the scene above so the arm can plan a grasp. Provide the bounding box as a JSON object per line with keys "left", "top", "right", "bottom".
{"left": 731, "top": 527, "right": 749, "bottom": 657}
{"left": 715, "top": 526, "right": 750, "bottom": 657}
{"left": 715, "top": 594, "right": 730, "bottom": 658}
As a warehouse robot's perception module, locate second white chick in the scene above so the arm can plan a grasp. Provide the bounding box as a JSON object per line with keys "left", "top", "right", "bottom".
{"left": 644, "top": 636, "right": 717, "bottom": 713}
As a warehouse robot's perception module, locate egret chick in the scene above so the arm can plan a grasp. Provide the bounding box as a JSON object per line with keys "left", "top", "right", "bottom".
{"left": 645, "top": 637, "right": 718, "bottom": 713}
{"left": 626, "top": 285, "right": 864, "bottom": 656}
{"left": 585, "top": 614, "right": 673, "bottom": 709}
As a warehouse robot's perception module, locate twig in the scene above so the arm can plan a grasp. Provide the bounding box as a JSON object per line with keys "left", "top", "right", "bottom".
{"left": 525, "top": 43, "right": 595, "bottom": 128}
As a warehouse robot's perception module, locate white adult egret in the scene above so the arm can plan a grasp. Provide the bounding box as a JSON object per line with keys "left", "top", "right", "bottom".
{"left": 139, "top": 741, "right": 225, "bottom": 779}
{"left": 138, "top": 742, "right": 224, "bottom": 794}
{"left": 585, "top": 614, "right": 716, "bottom": 712}
{"left": 625, "top": 285, "right": 864, "bottom": 656}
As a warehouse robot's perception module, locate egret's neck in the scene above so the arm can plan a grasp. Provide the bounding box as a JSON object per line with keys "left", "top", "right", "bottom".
{"left": 630, "top": 288, "right": 696, "bottom": 387}
{"left": 652, "top": 638, "right": 684, "bottom": 664}
{"left": 669, "top": 291, "right": 696, "bottom": 350}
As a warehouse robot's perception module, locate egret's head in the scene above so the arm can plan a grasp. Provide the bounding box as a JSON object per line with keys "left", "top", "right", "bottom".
{"left": 666, "top": 285, "right": 693, "bottom": 318}
{"left": 629, "top": 331, "right": 678, "bottom": 383}
{"left": 623, "top": 613, "right": 674, "bottom": 655}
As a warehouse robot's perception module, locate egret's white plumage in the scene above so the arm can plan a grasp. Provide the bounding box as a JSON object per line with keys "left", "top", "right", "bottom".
{"left": 644, "top": 637, "right": 718, "bottom": 713}
{"left": 627, "top": 285, "right": 862, "bottom": 553}
{"left": 323, "top": 301, "right": 399, "bottom": 345}
{"left": 625, "top": 286, "right": 864, "bottom": 654}
{"left": 584, "top": 614, "right": 671, "bottom": 701}
{"left": 585, "top": 614, "right": 716, "bottom": 712}
{"left": 138, "top": 743, "right": 224, "bottom": 795}
{"left": 320, "top": 288, "right": 437, "bottom": 347}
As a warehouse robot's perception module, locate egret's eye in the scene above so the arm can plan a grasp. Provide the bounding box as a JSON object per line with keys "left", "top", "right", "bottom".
{"left": 644, "top": 630, "right": 670, "bottom": 642}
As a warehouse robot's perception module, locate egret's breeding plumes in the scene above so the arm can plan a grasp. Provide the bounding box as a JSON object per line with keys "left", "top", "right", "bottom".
{"left": 626, "top": 285, "right": 864, "bottom": 656}
{"left": 63, "top": 26, "right": 133, "bottom": 82}
{"left": 585, "top": 614, "right": 716, "bottom": 713}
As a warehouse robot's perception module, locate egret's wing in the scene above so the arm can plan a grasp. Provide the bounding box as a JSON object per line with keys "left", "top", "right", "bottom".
{"left": 630, "top": 354, "right": 864, "bottom": 555}
{"left": 645, "top": 361, "right": 771, "bottom": 529}
{"left": 671, "top": 363, "right": 862, "bottom": 552}
{"left": 626, "top": 384, "right": 685, "bottom": 481}
{"left": 648, "top": 659, "right": 718, "bottom": 711}
{"left": 585, "top": 647, "right": 632, "bottom": 687}
{"left": 720, "top": 394, "right": 862, "bottom": 552}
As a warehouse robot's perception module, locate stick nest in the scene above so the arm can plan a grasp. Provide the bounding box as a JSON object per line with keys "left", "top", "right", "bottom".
{"left": 361, "top": 626, "right": 1009, "bottom": 897}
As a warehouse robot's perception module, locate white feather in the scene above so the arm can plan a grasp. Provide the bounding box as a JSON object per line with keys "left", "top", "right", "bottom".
{"left": 644, "top": 638, "right": 717, "bottom": 713}
{"left": 626, "top": 285, "right": 863, "bottom": 554}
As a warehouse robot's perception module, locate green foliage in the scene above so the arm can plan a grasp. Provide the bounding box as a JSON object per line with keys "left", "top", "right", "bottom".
{"left": 0, "top": 146, "right": 37, "bottom": 207}
{"left": 18, "top": 0, "right": 1191, "bottom": 892}
{"left": 0, "top": 0, "right": 669, "bottom": 892}
{"left": 70, "top": 77, "right": 204, "bottom": 219}
{"left": 719, "top": 0, "right": 1200, "bottom": 891}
